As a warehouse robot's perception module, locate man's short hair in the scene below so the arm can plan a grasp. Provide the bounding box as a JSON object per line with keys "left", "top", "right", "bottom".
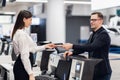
{"left": 91, "top": 12, "right": 103, "bottom": 19}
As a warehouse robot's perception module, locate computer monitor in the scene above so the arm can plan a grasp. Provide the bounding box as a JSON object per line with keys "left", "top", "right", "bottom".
{"left": 69, "top": 59, "right": 84, "bottom": 80}
{"left": 69, "top": 55, "right": 102, "bottom": 80}
{"left": 11, "top": 48, "right": 17, "bottom": 61}
{"left": 35, "top": 59, "right": 72, "bottom": 80}
{"left": 55, "top": 60, "right": 72, "bottom": 80}
{"left": 0, "top": 0, "right": 6, "bottom": 7}
{"left": 9, "top": 0, "right": 16, "bottom": 2}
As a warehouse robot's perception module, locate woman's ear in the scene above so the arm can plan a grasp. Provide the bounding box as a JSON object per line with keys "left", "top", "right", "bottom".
{"left": 23, "top": 18, "right": 26, "bottom": 23}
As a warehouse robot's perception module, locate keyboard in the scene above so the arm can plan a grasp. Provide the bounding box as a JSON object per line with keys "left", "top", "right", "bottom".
{"left": 35, "top": 75, "right": 57, "bottom": 80}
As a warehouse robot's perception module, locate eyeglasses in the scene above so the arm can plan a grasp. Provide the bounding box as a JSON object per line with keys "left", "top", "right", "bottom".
{"left": 90, "top": 19, "right": 101, "bottom": 22}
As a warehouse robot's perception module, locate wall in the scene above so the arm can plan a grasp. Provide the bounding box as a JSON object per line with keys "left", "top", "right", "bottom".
{"left": 66, "top": 16, "right": 90, "bottom": 44}
{"left": 71, "top": 4, "right": 91, "bottom": 16}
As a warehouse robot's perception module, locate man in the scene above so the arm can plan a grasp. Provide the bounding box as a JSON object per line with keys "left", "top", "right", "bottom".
{"left": 62, "top": 12, "right": 112, "bottom": 80}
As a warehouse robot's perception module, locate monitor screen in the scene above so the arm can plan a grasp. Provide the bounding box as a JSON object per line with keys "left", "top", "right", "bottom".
{"left": 0, "top": 0, "right": 6, "bottom": 7}
{"left": 0, "top": 15, "right": 12, "bottom": 23}
{"left": 76, "top": 63, "right": 81, "bottom": 72}
{"left": 75, "top": 62, "right": 81, "bottom": 74}
{"left": 30, "top": 19, "right": 46, "bottom": 42}
{"left": 74, "top": 61, "right": 84, "bottom": 80}
{"left": 2, "top": 24, "right": 14, "bottom": 36}
{"left": 31, "top": 17, "right": 40, "bottom": 25}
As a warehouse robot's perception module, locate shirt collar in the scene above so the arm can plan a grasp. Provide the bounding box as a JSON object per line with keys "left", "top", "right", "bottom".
{"left": 92, "top": 27, "right": 104, "bottom": 34}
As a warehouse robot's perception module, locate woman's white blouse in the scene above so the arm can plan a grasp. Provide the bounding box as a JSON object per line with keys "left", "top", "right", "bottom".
{"left": 13, "top": 29, "right": 46, "bottom": 75}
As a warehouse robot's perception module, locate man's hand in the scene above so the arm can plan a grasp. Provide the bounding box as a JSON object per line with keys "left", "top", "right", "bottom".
{"left": 62, "top": 43, "right": 73, "bottom": 50}
{"left": 29, "top": 74, "right": 35, "bottom": 80}
{"left": 63, "top": 51, "right": 73, "bottom": 58}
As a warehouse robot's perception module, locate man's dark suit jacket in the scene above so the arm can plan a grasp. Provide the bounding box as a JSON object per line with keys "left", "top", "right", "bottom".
{"left": 72, "top": 27, "right": 112, "bottom": 78}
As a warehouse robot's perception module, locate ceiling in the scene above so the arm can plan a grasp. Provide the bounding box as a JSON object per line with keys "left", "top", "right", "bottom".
{"left": 5, "top": 0, "right": 91, "bottom": 7}
{"left": 0, "top": 0, "right": 91, "bottom": 14}
{"left": 6, "top": 0, "right": 91, "bottom": 6}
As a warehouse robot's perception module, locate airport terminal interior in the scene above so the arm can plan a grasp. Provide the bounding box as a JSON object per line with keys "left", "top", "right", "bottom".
{"left": 0, "top": 0, "right": 120, "bottom": 80}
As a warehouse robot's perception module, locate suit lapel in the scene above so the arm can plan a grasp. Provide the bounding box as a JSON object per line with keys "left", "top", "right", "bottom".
{"left": 88, "top": 32, "right": 94, "bottom": 43}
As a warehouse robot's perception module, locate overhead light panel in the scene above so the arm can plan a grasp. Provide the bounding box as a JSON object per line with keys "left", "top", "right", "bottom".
{"left": 16, "top": 0, "right": 48, "bottom": 3}
{"left": 64, "top": 1, "right": 91, "bottom": 4}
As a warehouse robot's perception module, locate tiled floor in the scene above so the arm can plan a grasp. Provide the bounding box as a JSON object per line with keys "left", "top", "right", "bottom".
{"left": 109, "top": 53, "right": 120, "bottom": 80}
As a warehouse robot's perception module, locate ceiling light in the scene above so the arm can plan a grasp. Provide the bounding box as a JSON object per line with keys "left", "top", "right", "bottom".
{"left": 10, "top": 0, "right": 48, "bottom": 3}
{"left": 64, "top": 1, "right": 91, "bottom": 4}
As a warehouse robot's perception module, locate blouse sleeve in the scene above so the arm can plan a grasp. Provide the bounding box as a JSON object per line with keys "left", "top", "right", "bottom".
{"left": 27, "top": 34, "right": 46, "bottom": 53}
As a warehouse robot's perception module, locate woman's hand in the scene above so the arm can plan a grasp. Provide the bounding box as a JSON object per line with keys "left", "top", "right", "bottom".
{"left": 29, "top": 74, "right": 35, "bottom": 80}
{"left": 45, "top": 43, "right": 55, "bottom": 49}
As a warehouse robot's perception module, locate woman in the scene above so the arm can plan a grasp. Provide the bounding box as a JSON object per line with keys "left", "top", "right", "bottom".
{"left": 11, "top": 10, "right": 55, "bottom": 80}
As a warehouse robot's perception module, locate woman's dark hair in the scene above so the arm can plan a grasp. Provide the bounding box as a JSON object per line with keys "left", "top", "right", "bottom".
{"left": 11, "top": 10, "right": 32, "bottom": 39}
